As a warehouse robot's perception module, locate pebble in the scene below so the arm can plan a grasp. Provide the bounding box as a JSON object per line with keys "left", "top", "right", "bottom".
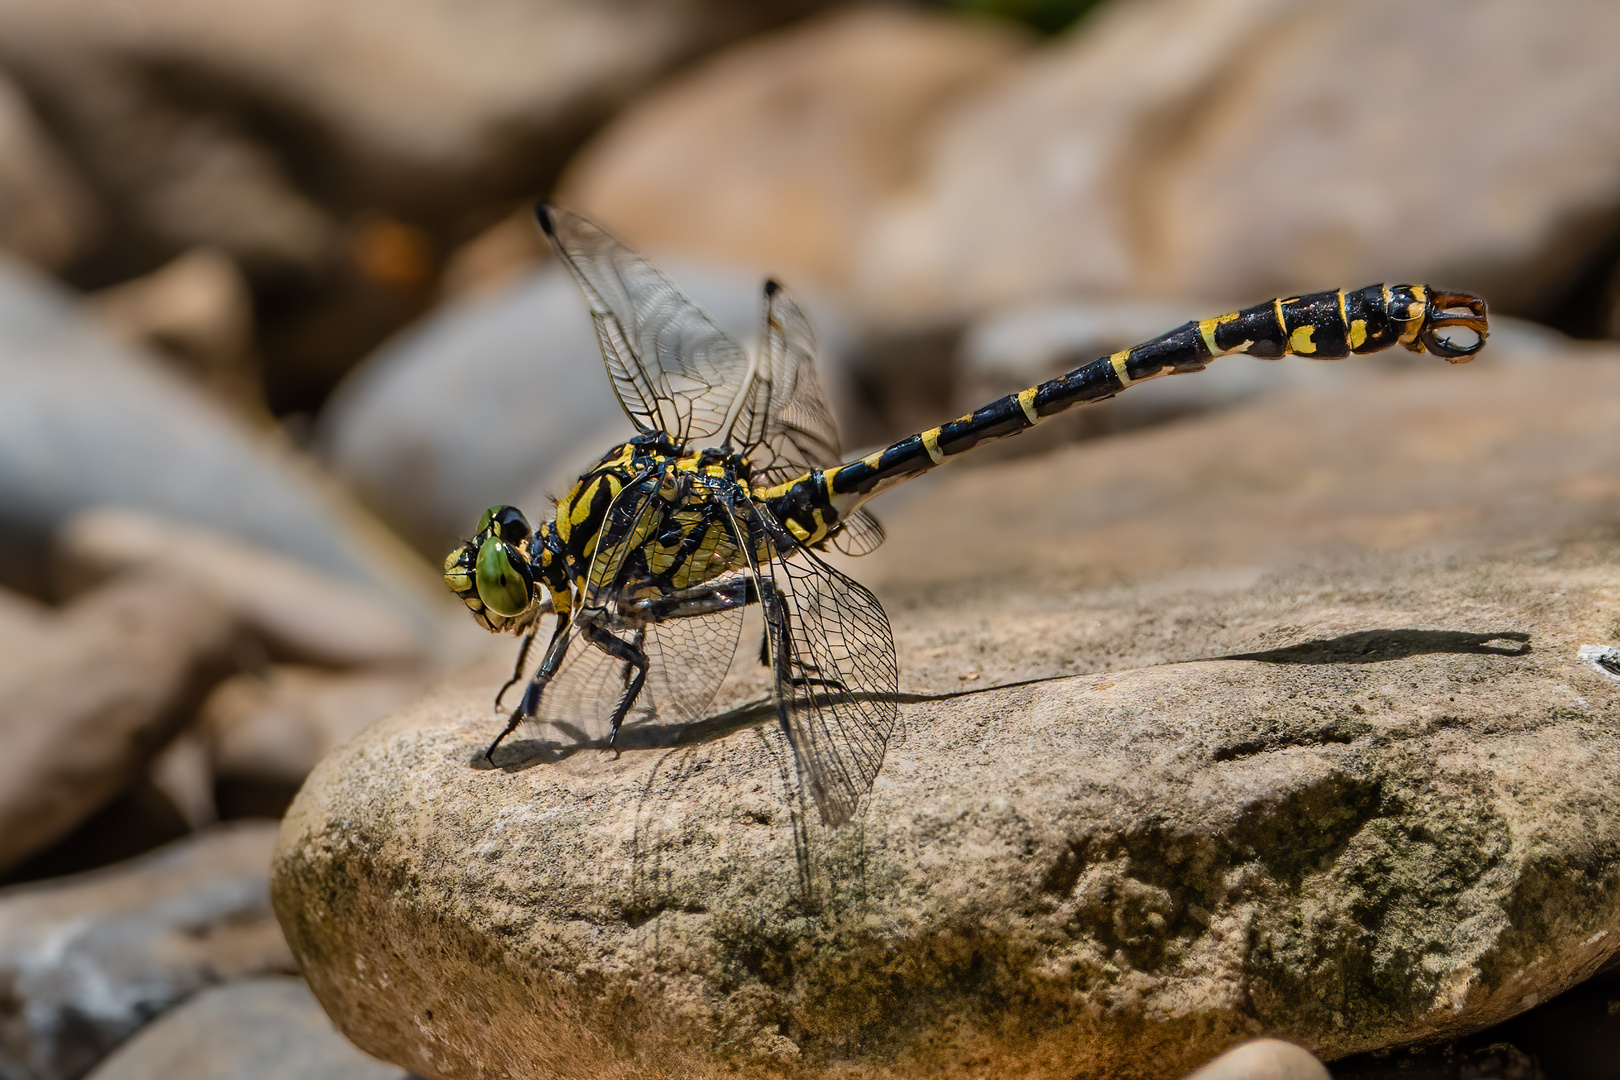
{"left": 0, "top": 824, "right": 294, "bottom": 1080}
{"left": 0, "top": 255, "right": 450, "bottom": 646}
{"left": 1180, "top": 1039, "right": 1327, "bottom": 1080}
{"left": 0, "top": 572, "right": 234, "bottom": 873}
{"left": 81, "top": 978, "right": 407, "bottom": 1080}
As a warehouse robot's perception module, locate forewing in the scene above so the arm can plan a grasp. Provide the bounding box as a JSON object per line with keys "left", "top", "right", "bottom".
{"left": 539, "top": 205, "right": 753, "bottom": 444}
{"left": 756, "top": 521, "right": 899, "bottom": 826}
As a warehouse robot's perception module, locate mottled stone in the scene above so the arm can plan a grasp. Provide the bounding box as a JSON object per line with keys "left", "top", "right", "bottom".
{"left": 81, "top": 979, "right": 405, "bottom": 1080}
{"left": 58, "top": 508, "right": 429, "bottom": 670}
{"left": 275, "top": 347, "right": 1620, "bottom": 1078}
{"left": 87, "top": 250, "right": 259, "bottom": 417}
{"left": 199, "top": 665, "right": 426, "bottom": 818}
{"left": 0, "top": 0, "right": 839, "bottom": 235}
{"left": 0, "top": 825, "right": 294, "bottom": 1080}
{"left": 0, "top": 255, "right": 451, "bottom": 645}
{"left": 0, "top": 71, "right": 93, "bottom": 270}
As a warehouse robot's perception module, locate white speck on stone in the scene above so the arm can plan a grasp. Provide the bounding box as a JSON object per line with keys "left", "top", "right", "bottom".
{"left": 1578, "top": 645, "right": 1620, "bottom": 683}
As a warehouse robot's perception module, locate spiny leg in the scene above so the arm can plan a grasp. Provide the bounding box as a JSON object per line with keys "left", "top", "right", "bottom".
{"left": 751, "top": 578, "right": 840, "bottom": 690}
{"left": 757, "top": 577, "right": 795, "bottom": 701}
{"left": 488, "top": 614, "right": 571, "bottom": 762}
{"left": 622, "top": 627, "right": 647, "bottom": 693}
{"left": 577, "top": 620, "right": 650, "bottom": 751}
{"left": 494, "top": 628, "right": 538, "bottom": 710}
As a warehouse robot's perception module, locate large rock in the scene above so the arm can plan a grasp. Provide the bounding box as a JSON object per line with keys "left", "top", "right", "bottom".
{"left": 81, "top": 978, "right": 404, "bottom": 1080}
{"left": 0, "top": 824, "right": 294, "bottom": 1080}
{"left": 274, "top": 342, "right": 1620, "bottom": 1077}
{"left": 319, "top": 260, "right": 860, "bottom": 558}
{"left": 0, "top": 573, "right": 234, "bottom": 873}
{"left": 556, "top": 6, "right": 1028, "bottom": 293}
{"left": 0, "top": 254, "right": 450, "bottom": 648}
{"left": 859, "top": 0, "right": 1620, "bottom": 327}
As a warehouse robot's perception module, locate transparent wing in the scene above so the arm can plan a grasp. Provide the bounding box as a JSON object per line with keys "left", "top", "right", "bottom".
{"left": 830, "top": 510, "right": 885, "bottom": 557}
{"left": 754, "top": 509, "right": 899, "bottom": 826}
{"left": 539, "top": 204, "right": 753, "bottom": 446}
{"left": 731, "top": 281, "right": 886, "bottom": 557}
{"left": 733, "top": 280, "right": 844, "bottom": 487}
{"left": 521, "top": 603, "right": 746, "bottom": 746}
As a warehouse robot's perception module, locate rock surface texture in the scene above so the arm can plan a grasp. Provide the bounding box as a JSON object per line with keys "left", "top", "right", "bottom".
{"left": 274, "top": 345, "right": 1620, "bottom": 1078}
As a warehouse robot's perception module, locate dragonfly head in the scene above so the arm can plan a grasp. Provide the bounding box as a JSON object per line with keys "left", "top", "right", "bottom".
{"left": 443, "top": 505, "right": 536, "bottom": 632}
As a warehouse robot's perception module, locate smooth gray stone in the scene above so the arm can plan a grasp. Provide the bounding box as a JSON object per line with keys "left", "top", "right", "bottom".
{"left": 81, "top": 979, "right": 406, "bottom": 1080}
{"left": 0, "top": 824, "right": 293, "bottom": 1080}
{"left": 319, "top": 259, "right": 858, "bottom": 556}
{"left": 0, "top": 256, "right": 444, "bottom": 643}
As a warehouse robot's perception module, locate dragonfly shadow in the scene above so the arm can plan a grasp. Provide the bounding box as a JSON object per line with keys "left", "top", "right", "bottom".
{"left": 471, "top": 629, "right": 1532, "bottom": 770}
{"left": 475, "top": 698, "right": 783, "bottom": 772}
{"left": 1218, "top": 628, "right": 1531, "bottom": 665}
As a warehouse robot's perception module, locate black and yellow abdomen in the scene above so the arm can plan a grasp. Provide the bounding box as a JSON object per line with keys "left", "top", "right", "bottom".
{"left": 756, "top": 283, "right": 1488, "bottom": 544}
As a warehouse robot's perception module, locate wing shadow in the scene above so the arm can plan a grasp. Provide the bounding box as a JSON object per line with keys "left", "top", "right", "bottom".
{"left": 472, "top": 628, "right": 1533, "bottom": 770}
{"left": 1219, "top": 628, "right": 1530, "bottom": 664}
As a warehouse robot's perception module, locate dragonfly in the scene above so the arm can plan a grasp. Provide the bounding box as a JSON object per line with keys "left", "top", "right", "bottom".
{"left": 443, "top": 204, "right": 1489, "bottom": 827}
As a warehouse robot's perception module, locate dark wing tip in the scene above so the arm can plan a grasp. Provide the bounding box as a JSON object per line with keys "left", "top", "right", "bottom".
{"left": 534, "top": 203, "right": 556, "bottom": 236}
{"left": 764, "top": 279, "right": 781, "bottom": 297}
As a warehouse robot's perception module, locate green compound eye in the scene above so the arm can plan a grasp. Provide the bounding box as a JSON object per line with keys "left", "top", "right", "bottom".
{"left": 476, "top": 505, "right": 531, "bottom": 546}
{"left": 475, "top": 538, "right": 533, "bottom": 617}
{"left": 490, "top": 505, "right": 531, "bottom": 545}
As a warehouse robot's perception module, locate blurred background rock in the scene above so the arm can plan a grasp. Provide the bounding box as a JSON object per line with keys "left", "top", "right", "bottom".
{"left": 1, "top": 0, "right": 1618, "bottom": 1077}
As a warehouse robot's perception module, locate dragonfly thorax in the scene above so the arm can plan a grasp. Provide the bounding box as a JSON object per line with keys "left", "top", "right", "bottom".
{"left": 552, "top": 438, "right": 764, "bottom": 604}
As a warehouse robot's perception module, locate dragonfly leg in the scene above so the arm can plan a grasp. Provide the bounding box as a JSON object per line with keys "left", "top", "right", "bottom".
{"left": 577, "top": 621, "right": 649, "bottom": 751}
{"left": 623, "top": 627, "right": 647, "bottom": 693}
{"left": 623, "top": 576, "right": 757, "bottom": 624}
{"left": 488, "top": 614, "right": 571, "bottom": 762}
{"left": 753, "top": 578, "right": 848, "bottom": 693}
{"left": 493, "top": 628, "right": 538, "bottom": 710}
